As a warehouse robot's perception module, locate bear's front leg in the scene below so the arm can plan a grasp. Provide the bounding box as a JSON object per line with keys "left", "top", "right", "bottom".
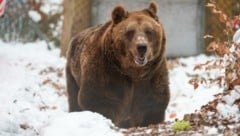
{"left": 141, "top": 84, "right": 170, "bottom": 126}
{"left": 78, "top": 86, "right": 120, "bottom": 123}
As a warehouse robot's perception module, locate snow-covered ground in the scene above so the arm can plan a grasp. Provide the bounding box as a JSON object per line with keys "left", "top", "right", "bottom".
{"left": 0, "top": 41, "right": 67, "bottom": 136}
{"left": 167, "top": 54, "right": 223, "bottom": 121}
{"left": 0, "top": 40, "right": 238, "bottom": 136}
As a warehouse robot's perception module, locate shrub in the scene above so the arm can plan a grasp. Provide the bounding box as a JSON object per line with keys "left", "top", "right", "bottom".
{"left": 172, "top": 120, "right": 191, "bottom": 131}
{"left": 189, "top": 0, "right": 240, "bottom": 91}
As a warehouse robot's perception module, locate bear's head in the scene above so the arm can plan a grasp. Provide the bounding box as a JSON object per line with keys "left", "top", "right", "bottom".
{"left": 106, "top": 2, "right": 166, "bottom": 78}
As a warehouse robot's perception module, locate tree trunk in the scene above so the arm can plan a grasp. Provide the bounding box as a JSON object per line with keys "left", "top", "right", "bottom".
{"left": 60, "top": 0, "right": 91, "bottom": 57}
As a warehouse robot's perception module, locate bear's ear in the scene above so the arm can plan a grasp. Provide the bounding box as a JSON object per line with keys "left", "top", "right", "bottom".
{"left": 148, "top": 1, "right": 158, "bottom": 14}
{"left": 112, "top": 6, "right": 126, "bottom": 24}
{"left": 143, "top": 1, "right": 159, "bottom": 21}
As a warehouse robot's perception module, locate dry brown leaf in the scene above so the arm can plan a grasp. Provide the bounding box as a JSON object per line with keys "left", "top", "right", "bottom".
{"left": 20, "top": 123, "right": 30, "bottom": 130}
{"left": 193, "top": 65, "right": 203, "bottom": 71}
{"left": 230, "top": 78, "right": 240, "bottom": 87}
{"left": 205, "top": 65, "right": 225, "bottom": 70}
{"left": 200, "top": 78, "right": 207, "bottom": 84}
{"left": 194, "top": 60, "right": 213, "bottom": 71}
{"left": 203, "top": 34, "right": 214, "bottom": 39}
{"left": 206, "top": 41, "right": 229, "bottom": 56}
{"left": 206, "top": 41, "right": 218, "bottom": 53}
{"left": 212, "top": 8, "right": 221, "bottom": 14}
{"left": 219, "top": 13, "right": 227, "bottom": 23}
{"left": 42, "top": 79, "right": 51, "bottom": 85}
{"left": 189, "top": 79, "right": 199, "bottom": 90}
{"left": 233, "top": 98, "right": 240, "bottom": 108}
{"left": 217, "top": 42, "right": 229, "bottom": 56}
{"left": 205, "top": 3, "right": 215, "bottom": 8}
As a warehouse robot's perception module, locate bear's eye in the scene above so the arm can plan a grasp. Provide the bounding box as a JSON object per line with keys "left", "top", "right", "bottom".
{"left": 125, "top": 30, "right": 135, "bottom": 41}
{"left": 145, "top": 30, "right": 153, "bottom": 36}
{"left": 145, "top": 29, "right": 154, "bottom": 42}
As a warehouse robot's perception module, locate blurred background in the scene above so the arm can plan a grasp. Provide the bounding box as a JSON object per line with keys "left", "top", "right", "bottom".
{"left": 0, "top": 0, "right": 240, "bottom": 57}
{"left": 1, "top": 1, "right": 240, "bottom": 135}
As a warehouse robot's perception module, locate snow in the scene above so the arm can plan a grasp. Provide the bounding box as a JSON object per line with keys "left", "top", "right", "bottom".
{"left": 0, "top": 40, "right": 238, "bottom": 135}
{"left": 46, "top": 0, "right": 63, "bottom": 5}
{"left": 216, "top": 103, "right": 239, "bottom": 119}
{"left": 28, "top": 10, "right": 42, "bottom": 22}
{"left": 233, "top": 29, "right": 240, "bottom": 44}
{"left": 33, "top": 0, "right": 63, "bottom": 43}
{"left": 166, "top": 55, "right": 223, "bottom": 121}
{"left": 216, "top": 87, "right": 240, "bottom": 120}
{"left": 0, "top": 41, "right": 67, "bottom": 136}
{"left": 205, "top": 127, "right": 218, "bottom": 135}
{"left": 222, "top": 87, "right": 240, "bottom": 105}
{"left": 41, "top": 111, "right": 121, "bottom": 136}
{"left": 40, "top": 0, "right": 63, "bottom": 15}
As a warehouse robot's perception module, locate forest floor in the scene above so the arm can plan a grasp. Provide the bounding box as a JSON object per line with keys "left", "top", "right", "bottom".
{"left": 0, "top": 41, "right": 239, "bottom": 136}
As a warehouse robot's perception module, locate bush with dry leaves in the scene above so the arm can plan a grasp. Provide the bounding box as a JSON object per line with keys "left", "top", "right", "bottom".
{"left": 189, "top": 0, "right": 240, "bottom": 91}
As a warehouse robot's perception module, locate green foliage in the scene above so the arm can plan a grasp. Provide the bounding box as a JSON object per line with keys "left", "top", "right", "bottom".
{"left": 172, "top": 120, "right": 191, "bottom": 132}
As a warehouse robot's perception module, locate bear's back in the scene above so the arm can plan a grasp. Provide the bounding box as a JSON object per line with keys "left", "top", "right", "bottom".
{"left": 67, "top": 24, "right": 104, "bottom": 60}
{"left": 66, "top": 21, "right": 112, "bottom": 82}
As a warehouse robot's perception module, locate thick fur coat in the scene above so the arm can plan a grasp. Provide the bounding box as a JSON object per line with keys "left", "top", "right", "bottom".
{"left": 66, "top": 2, "right": 170, "bottom": 128}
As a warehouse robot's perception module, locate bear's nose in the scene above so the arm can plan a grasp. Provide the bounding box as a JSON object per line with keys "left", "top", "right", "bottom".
{"left": 137, "top": 44, "right": 147, "bottom": 56}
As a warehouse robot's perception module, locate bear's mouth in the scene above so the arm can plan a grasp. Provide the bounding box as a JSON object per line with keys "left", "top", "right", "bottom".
{"left": 134, "top": 57, "right": 148, "bottom": 66}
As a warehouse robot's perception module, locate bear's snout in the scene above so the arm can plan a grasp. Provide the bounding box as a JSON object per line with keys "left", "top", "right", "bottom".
{"left": 136, "top": 35, "right": 148, "bottom": 57}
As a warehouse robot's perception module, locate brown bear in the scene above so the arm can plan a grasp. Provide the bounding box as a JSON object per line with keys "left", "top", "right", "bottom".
{"left": 66, "top": 2, "right": 170, "bottom": 128}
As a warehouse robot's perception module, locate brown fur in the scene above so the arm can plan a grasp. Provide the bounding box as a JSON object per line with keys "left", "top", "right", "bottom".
{"left": 66, "top": 2, "right": 170, "bottom": 128}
